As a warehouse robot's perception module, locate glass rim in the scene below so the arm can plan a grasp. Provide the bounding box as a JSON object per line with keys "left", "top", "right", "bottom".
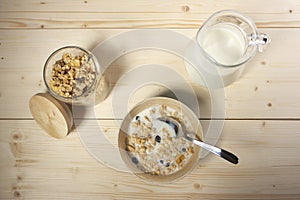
{"left": 195, "top": 9, "right": 259, "bottom": 68}
{"left": 43, "top": 45, "right": 100, "bottom": 102}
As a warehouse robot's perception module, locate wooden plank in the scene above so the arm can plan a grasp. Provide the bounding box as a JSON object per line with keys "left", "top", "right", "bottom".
{"left": 0, "top": 0, "right": 297, "bottom": 13}
{"left": 0, "top": 12, "right": 299, "bottom": 29}
{"left": 0, "top": 29, "right": 300, "bottom": 119}
{"left": 0, "top": 0, "right": 299, "bottom": 29}
{"left": 1, "top": 120, "right": 300, "bottom": 199}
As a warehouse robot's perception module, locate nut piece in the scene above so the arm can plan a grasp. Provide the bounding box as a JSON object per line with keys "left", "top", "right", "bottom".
{"left": 175, "top": 154, "right": 185, "bottom": 165}
{"left": 187, "top": 147, "right": 194, "bottom": 154}
{"left": 127, "top": 145, "right": 135, "bottom": 152}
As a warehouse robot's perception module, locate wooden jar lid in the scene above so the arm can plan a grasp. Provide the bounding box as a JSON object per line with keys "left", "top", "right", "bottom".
{"left": 29, "top": 93, "right": 73, "bottom": 139}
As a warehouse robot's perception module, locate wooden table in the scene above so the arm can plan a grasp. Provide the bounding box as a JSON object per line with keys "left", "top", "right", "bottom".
{"left": 1, "top": 1, "right": 300, "bottom": 199}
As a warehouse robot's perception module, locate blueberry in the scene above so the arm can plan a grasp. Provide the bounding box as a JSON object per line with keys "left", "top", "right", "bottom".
{"left": 182, "top": 147, "right": 186, "bottom": 152}
{"left": 131, "top": 157, "right": 139, "bottom": 165}
{"left": 155, "top": 135, "right": 161, "bottom": 143}
{"left": 165, "top": 162, "right": 170, "bottom": 167}
{"left": 160, "top": 160, "right": 164, "bottom": 164}
{"left": 135, "top": 115, "right": 140, "bottom": 120}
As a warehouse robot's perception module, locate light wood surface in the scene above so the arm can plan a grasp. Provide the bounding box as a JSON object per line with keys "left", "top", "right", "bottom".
{"left": 1, "top": 0, "right": 300, "bottom": 199}
{"left": 0, "top": 0, "right": 300, "bottom": 28}
{"left": 1, "top": 29, "right": 300, "bottom": 119}
{"left": 1, "top": 120, "right": 300, "bottom": 199}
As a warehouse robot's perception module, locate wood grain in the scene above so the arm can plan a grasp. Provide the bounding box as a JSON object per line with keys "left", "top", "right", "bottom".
{"left": 1, "top": 1, "right": 299, "bottom": 199}
{"left": 1, "top": 0, "right": 297, "bottom": 12}
{"left": 1, "top": 120, "right": 300, "bottom": 199}
{"left": 0, "top": 0, "right": 299, "bottom": 29}
{"left": 0, "top": 29, "right": 300, "bottom": 119}
{"left": 1, "top": 12, "right": 299, "bottom": 29}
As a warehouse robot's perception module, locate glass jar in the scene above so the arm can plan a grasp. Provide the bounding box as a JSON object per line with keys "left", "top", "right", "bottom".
{"left": 43, "top": 46, "right": 109, "bottom": 104}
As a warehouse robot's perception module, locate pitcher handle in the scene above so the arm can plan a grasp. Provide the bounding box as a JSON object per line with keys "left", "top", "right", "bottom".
{"left": 249, "top": 33, "right": 271, "bottom": 53}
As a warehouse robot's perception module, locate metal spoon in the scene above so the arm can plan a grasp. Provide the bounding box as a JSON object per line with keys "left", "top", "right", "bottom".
{"left": 157, "top": 116, "right": 239, "bottom": 164}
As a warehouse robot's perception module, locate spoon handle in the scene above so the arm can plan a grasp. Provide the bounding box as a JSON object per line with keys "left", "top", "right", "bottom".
{"left": 192, "top": 139, "right": 239, "bottom": 164}
{"left": 220, "top": 149, "right": 239, "bottom": 164}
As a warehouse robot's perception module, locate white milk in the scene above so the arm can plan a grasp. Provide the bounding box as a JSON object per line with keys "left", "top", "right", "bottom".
{"left": 184, "top": 23, "right": 246, "bottom": 87}
{"left": 199, "top": 23, "right": 245, "bottom": 65}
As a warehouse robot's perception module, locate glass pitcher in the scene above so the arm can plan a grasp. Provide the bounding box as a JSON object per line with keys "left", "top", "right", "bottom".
{"left": 184, "top": 10, "right": 271, "bottom": 88}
